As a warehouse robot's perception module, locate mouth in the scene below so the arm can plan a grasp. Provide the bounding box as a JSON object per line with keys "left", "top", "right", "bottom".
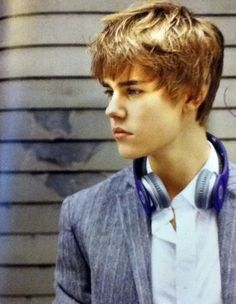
{"left": 113, "top": 127, "right": 133, "bottom": 140}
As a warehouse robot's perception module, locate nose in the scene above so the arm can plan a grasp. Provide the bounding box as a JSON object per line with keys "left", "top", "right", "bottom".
{"left": 105, "top": 94, "right": 127, "bottom": 119}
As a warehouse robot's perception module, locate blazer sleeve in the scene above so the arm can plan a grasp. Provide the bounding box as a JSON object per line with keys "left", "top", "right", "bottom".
{"left": 53, "top": 196, "right": 91, "bottom": 304}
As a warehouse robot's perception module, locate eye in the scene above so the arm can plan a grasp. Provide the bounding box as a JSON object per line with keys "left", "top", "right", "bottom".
{"left": 104, "top": 89, "right": 113, "bottom": 97}
{"left": 127, "top": 88, "right": 143, "bottom": 95}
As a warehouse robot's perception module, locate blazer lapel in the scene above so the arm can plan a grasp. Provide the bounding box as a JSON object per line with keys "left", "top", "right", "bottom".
{"left": 218, "top": 163, "right": 236, "bottom": 303}
{"left": 117, "top": 187, "right": 153, "bottom": 304}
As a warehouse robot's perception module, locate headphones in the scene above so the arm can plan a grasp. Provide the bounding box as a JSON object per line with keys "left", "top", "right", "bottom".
{"left": 133, "top": 133, "right": 229, "bottom": 216}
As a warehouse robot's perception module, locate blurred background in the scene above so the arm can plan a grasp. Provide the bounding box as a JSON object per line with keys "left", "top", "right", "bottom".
{"left": 0, "top": 0, "right": 235, "bottom": 303}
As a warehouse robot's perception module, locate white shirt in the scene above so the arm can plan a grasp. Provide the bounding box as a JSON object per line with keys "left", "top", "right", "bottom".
{"left": 150, "top": 143, "right": 223, "bottom": 304}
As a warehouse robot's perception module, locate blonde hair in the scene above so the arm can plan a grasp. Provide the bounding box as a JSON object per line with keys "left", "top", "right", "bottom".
{"left": 90, "top": 0, "right": 224, "bottom": 125}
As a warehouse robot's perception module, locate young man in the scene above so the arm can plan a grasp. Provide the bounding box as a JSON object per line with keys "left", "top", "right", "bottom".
{"left": 53, "top": 1, "right": 236, "bottom": 303}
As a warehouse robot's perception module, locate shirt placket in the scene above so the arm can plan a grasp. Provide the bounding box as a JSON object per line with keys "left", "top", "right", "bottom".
{"left": 175, "top": 207, "right": 197, "bottom": 304}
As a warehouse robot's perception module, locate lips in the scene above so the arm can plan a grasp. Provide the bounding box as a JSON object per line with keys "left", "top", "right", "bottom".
{"left": 113, "top": 127, "right": 133, "bottom": 139}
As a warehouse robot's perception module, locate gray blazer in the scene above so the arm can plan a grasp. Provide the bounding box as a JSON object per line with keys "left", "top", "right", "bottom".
{"left": 53, "top": 162, "right": 236, "bottom": 304}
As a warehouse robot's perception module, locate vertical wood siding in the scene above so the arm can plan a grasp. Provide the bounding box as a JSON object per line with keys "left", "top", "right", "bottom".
{"left": 0, "top": 1, "right": 235, "bottom": 303}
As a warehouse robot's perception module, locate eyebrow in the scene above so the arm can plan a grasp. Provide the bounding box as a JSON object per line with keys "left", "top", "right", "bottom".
{"left": 102, "top": 80, "right": 147, "bottom": 88}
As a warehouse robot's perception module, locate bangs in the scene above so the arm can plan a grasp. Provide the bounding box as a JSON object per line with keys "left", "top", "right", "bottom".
{"left": 91, "top": 53, "right": 132, "bottom": 83}
{"left": 90, "top": 27, "right": 143, "bottom": 82}
{"left": 90, "top": 8, "right": 158, "bottom": 82}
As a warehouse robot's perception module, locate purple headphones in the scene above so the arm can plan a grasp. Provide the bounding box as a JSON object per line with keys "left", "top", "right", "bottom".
{"left": 133, "top": 133, "right": 229, "bottom": 216}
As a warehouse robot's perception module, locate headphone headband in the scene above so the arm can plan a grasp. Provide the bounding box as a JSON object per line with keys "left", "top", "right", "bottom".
{"left": 207, "top": 133, "right": 229, "bottom": 211}
{"left": 133, "top": 133, "right": 229, "bottom": 216}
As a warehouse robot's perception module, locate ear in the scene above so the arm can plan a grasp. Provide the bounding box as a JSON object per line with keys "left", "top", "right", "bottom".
{"left": 183, "top": 85, "right": 208, "bottom": 113}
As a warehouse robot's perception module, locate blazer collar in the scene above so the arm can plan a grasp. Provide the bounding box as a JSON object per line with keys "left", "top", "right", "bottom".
{"left": 116, "top": 173, "right": 153, "bottom": 304}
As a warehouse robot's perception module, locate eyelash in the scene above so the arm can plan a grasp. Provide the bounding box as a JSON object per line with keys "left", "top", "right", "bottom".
{"left": 127, "top": 88, "right": 143, "bottom": 95}
{"left": 104, "top": 88, "right": 144, "bottom": 97}
{"left": 104, "top": 89, "right": 113, "bottom": 97}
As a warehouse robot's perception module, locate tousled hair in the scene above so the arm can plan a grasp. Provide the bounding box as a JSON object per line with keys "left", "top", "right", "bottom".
{"left": 90, "top": 0, "right": 224, "bottom": 125}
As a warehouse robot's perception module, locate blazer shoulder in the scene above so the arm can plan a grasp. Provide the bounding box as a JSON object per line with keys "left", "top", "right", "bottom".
{"left": 229, "top": 161, "right": 236, "bottom": 173}
{"left": 61, "top": 166, "right": 134, "bottom": 223}
{"left": 228, "top": 162, "right": 236, "bottom": 195}
{"left": 75, "top": 165, "right": 133, "bottom": 199}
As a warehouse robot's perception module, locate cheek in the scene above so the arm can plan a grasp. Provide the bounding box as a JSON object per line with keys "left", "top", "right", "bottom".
{"left": 141, "top": 110, "right": 181, "bottom": 138}
{"left": 136, "top": 107, "right": 166, "bottom": 127}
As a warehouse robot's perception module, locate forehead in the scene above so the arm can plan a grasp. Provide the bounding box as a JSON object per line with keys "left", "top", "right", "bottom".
{"left": 102, "top": 62, "right": 156, "bottom": 86}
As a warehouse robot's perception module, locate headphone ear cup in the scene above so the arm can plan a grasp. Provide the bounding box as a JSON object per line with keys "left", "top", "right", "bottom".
{"left": 195, "top": 169, "right": 216, "bottom": 209}
{"left": 141, "top": 172, "right": 170, "bottom": 209}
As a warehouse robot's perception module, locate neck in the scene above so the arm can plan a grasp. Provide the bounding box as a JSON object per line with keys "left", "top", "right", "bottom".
{"left": 148, "top": 128, "right": 210, "bottom": 199}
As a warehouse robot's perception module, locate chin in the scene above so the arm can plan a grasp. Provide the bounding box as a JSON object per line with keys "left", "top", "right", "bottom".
{"left": 117, "top": 146, "right": 146, "bottom": 160}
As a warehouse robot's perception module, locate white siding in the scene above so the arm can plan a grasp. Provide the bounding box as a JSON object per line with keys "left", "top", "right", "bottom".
{"left": 0, "top": 1, "right": 235, "bottom": 302}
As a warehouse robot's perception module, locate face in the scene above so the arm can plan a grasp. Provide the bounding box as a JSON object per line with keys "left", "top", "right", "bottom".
{"left": 102, "top": 63, "right": 189, "bottom": 159}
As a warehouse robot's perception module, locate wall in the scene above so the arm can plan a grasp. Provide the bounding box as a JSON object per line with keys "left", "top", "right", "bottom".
{"left": 0, "top": 0, "right": 235, "bottom": 303}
